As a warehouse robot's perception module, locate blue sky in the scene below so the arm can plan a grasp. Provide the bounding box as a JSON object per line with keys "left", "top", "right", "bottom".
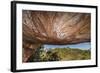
{"left": 44, "top": 42, "right": 91, "bottom": 50}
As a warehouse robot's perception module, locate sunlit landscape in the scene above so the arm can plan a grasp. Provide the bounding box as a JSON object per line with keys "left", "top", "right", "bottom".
{"left": 27, "top": 43, "right": 91, "bottom": 62}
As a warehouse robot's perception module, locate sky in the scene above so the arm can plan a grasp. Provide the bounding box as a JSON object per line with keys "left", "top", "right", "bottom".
{"left": 44, "top": 42, "right": 91, "bottom": 50}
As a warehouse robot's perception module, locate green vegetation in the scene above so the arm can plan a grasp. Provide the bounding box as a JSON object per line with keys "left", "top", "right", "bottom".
{"left": 28, "top": 46, "right": 91, "bottom": 62}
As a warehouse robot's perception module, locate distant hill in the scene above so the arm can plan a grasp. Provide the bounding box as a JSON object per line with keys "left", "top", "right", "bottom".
{"left": 28, "top": 48, "right": 91, "bottom": 62}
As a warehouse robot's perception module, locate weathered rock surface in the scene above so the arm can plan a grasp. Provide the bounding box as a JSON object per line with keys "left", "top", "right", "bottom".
{"left": 22, "top": 10, "right": 91, "bottom": 62}
{"left": 23, "top": 10, "right": 90, "bottom": 44}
